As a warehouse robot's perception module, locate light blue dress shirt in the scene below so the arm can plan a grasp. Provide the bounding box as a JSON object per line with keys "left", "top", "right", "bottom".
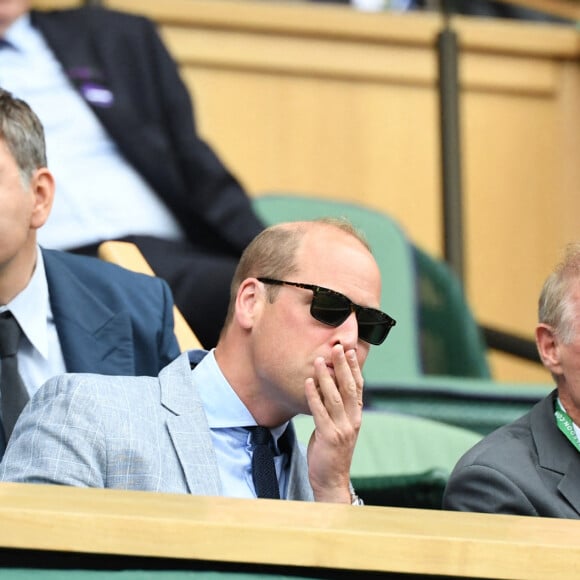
{"left": 0, "top": 247, "right": 66, "bottom": 400}
{"left": 191, "top": 350, "right": 290, "bottom": 499}
{"left": 0, "top": 14, "right": 184, "bottom": 250}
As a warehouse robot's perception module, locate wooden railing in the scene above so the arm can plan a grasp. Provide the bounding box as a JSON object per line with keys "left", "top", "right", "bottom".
{"left": 1, "top": 482, "right": 580, "bottom": 578}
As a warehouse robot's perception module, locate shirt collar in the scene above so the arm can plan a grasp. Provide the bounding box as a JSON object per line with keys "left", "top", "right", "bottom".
{"left": 193, "top": 349, "right": 289, "bottom": 445}
{"left": 194, "top": 349, "right": 256, "bottom": 428}
{"left": 4, "top": 13, "right": 37, "bottom": 55}
{"left": 4, "top": 12, "right": 30, "bottom": 43}
{"left": 0, "top": 246, "right": 51, "bottom": 359}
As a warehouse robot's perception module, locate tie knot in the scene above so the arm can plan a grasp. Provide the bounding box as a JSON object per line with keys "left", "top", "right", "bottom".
{"left": 250, "top": 425, "right": 274, "bottom": 448}
{"left": 0, "top": 312, "right": 22, "bottom": 358}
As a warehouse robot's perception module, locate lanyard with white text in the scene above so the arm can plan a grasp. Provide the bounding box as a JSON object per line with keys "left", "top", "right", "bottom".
{"left": 555, "top": 399, "right": 580, "bottom": 454}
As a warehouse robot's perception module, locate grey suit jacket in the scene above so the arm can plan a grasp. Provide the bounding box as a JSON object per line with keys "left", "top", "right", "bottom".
{"left": 0, "top": 353, "right": 314, "bottom": 501}
{"left": 442, "top": 390, "right": 580, "bottom": 518}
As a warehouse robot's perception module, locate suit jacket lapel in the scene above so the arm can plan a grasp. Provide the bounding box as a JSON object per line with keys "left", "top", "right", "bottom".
{"left": 43, "top": 250, "right": 135, "bottom": 374}
{"left": 159, "top": 356, "right": 310, "bottom": 498}
{"left": 533, "top": 391, "right": 580, "bottom": 515}
{"left": 160, "top": 354, "right": 222, "bottom": 495}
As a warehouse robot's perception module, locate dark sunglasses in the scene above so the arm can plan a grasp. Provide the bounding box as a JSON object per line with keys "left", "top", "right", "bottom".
{"left": 258, "top": 278, "right": 396, "bottom": 345}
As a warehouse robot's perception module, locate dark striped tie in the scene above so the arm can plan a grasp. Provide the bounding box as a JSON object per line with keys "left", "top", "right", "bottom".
{"left": 250, "top": 426, "right": 280, "bottom": 499}
{"left": 0, "top": 312, "right": 29, "bottom": 445}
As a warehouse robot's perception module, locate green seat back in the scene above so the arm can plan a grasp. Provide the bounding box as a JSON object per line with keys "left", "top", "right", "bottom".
{"left": 253, "top": 194, "right": 422, "bottom": 384}
{"left": 366, "top": 375, "right": 553, "bottom": 435}
{"left": 293, "top": 411, "right": 482, "bottom": 508}
{"left": 414, "top": 245, "right": 491, "bottom": 378}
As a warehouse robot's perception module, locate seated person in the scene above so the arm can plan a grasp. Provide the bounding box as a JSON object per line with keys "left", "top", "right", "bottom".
{"left": 1, "top": 219, "right": 397, "bottom": 504}
{"left": 443, "top": 242, "right": 580, "bottom": 518}
{"left": 0, "top": 89, "right": 179, "bottom": 454}
{"left": 0, "top": 0, "right": 265, "bottom": 349}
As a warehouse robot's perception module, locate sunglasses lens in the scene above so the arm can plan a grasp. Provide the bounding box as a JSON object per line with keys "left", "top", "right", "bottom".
{"left": 358, "top": 322, "right": 389, "bottom": 345}
{"left": 310, "top": 289, "right": 351, "bottom": 327}
{"left": 353, "top": 308, "right": 395, "bottom": 346}
{"left": 310, "top": 287, "right": 396, "bottom": 346}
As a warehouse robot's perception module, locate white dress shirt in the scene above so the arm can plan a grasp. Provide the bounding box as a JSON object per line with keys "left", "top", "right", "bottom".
{"left": 0, "top": 247, "right": 66, "bottom": 400}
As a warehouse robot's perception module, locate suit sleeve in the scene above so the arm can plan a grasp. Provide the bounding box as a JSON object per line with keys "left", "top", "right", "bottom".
{"left": 442, "top": 464, "right": 539, "bottom": 516}
{"left": 0, "top": 375, "right": 107, "bottom": 488}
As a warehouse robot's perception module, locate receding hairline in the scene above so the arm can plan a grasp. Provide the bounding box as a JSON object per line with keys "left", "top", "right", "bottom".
{"left": 270, "top": 218, "right": 371, "bottom": 252}
{"left": 219, "top": 217, "right": 372, "bottom": 331}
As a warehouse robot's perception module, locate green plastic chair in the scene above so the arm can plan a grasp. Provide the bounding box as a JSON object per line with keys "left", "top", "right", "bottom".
{"left": 293, "top": 411, "right": 482, "bottom": 509}
{"left": 253, "top": 193, "right": 553, "bottom": 435}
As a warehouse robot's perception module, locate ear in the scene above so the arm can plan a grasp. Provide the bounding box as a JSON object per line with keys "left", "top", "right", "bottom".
{"left": 234, "top": 278, "right": 264, "bottom": 330}
{"left": 536, "top": 323, "right": 563, "bottom": 375}
{"left": 29, "top": 168, "right": 55, "bottom": 230}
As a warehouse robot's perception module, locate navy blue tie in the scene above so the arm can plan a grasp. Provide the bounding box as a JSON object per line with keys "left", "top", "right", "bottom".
{"left": 250, "top": 426, "right": 280, "bottom": 499}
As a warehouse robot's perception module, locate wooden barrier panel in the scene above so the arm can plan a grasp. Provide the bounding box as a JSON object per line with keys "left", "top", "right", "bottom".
{"left": 29, "top": 0, "right": 580, "bottom": 382}
{"left": 0, "top": 482, "right": 580, "bottom": 578}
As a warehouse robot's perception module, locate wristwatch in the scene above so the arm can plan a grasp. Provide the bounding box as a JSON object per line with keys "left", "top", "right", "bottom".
{"left": 351, "top": 491, "right": 364, "bottom": 506}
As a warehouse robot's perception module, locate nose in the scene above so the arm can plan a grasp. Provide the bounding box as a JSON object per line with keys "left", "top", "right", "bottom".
{"left": 332, "top": 311, "right": 359, "bottom": 350}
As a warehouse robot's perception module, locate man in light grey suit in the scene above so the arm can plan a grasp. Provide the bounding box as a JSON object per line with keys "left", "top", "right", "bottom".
{"left": 443, "top": 242, "right": 580, "bottom": 518}
{"left": 1, "top": 218, "right": 397, "bottom": 503}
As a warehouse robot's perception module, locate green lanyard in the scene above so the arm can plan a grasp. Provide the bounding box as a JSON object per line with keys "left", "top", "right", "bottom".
{"left": 554, "top": 399, "right": 580, "bottom": 454}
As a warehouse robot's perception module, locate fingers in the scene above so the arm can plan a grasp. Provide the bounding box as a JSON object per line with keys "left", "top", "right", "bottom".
{"left": 305, "top": 344, "right": 363, "bottom": 427}
{"left": 341, "top": 347, "right": 364, "bottom": 413}
{"left": 304, "top": 345, "right": 363, "bottom": 503}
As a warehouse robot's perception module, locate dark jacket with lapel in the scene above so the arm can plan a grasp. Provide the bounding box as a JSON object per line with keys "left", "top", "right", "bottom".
{"left": 31, "top": 7, "right": 264, "bottom": 257}
{"left": 43, "top": 249, "right": 180, "bottom": 376}
{"left": 443, "top": 390, "right": 580, "bottom": 518}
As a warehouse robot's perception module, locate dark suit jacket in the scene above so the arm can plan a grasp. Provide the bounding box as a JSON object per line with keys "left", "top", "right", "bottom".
{"left": 43, "top": 249, "right": 180, "bottom": 376}
{"left": 443, "top": 390, "right": 580, "bottom": 518}
{"left": 31, "top": 7, "right": 264, "bottom": 257}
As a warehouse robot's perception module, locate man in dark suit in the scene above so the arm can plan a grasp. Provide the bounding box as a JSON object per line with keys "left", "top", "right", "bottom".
{"left": 0, "top": 89, "right": 179, "bottom": 452}
{"left": 0, "top": 1, "right": 265, "bottom": 348}
{"left": 443, "top": 243, "right": 580, "bottom": 518}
